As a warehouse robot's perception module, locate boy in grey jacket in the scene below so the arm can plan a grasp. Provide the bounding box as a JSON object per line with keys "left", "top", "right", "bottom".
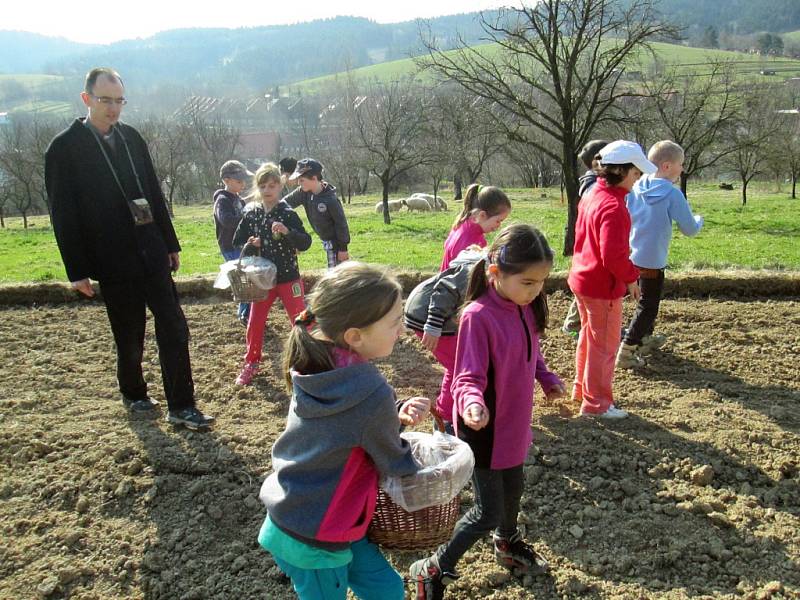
{"left": 284, "top": 158, "right": 351, "bottom": 268}
{"left": 405, "top": 247, "right": 484, "bottom": 429}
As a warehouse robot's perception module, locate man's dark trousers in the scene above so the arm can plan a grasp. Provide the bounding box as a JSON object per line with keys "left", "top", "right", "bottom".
{"left": 99, "top": 268, "right": 194, "bottom": 412}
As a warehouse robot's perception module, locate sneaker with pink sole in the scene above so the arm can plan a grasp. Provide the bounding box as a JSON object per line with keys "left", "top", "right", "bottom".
{"left": 235, "top": 362, "right": 260, "bottom": 386}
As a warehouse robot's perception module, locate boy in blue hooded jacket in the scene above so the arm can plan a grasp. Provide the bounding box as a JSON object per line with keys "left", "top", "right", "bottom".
{"left": 617, "top": 141, "right": 704, "bottom": 368}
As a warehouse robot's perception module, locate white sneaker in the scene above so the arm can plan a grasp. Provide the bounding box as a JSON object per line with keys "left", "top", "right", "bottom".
{"left": 616, "top": 343, "right": 645, "bottom": 369}
{"left": 581, "top": 405, "right": 629, "bottom": 419}
{"left": 640, "top": 333, "right": 667, "bottom": 355}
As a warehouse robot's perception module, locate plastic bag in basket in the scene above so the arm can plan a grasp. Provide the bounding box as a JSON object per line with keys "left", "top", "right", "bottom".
{"left": 381, "top": 431, "right": 474, "bottom": 512}
{"left": 213, "top": 256, "right": 277, "bottom": 291}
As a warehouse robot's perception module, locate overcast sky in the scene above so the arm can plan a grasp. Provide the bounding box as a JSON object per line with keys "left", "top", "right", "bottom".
{"left": 3, "top": 0, "right": 511, "bottom": 44}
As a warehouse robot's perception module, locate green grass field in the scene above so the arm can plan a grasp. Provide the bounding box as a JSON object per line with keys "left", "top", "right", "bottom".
{"left": 0, "top": 74, "right": 64, "bottom": 86}
{"left": 286, "top": 41, "right": 800, "bottom": 93}
{"left": 1, "top": 183, "right": 798, "bottom": 284}
{"left": 784, "top": 30, "right": 800, "bottom": 45}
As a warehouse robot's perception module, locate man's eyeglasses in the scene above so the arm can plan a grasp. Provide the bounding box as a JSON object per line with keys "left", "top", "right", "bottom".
{"left": 91, "top": 95, "right": 127, "bottom": 106}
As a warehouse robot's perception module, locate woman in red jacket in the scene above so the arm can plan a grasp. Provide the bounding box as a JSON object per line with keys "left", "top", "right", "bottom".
{"left": 567, "top": 141, "right": 656, "bottom": 419}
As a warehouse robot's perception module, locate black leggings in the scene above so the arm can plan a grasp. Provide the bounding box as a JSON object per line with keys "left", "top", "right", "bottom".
{"left": 435, "top": 465, "right": 524, "bottom": 573}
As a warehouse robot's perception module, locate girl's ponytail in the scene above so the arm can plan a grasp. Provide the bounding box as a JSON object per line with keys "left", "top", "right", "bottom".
{"left": 461, "top": 224, "right": 554, "bottom": 331}
{"left": 453, "top": 183, "right": 481, "bottom": 229}
{"left": 452, "top": 184, "right": 511, "bottom": 230}
{"left": 281, "top": 262, "right": 403, "bottom": 391}
{"left": 282, "top": 313, "right": 334, "bottom": 390}
{"left": 463, "top": 257, "right": 490, "bottom": 307}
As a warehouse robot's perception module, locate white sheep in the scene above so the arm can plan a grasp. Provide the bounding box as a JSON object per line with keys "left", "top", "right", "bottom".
{"left": 374, "top": 199, "right": 407, "bottom": 213}
{"left": 405, "top": 197, "right": 432, "bottom": 212}
{"left": 411, "top": 193, "right": 447, "bottom": 211}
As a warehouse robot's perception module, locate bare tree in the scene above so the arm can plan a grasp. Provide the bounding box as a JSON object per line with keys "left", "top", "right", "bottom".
{"left": 641, "top": 59, "right": 742, "bottom": 195}
{"left": 0, "top": 178, "right": 10, "bottom": 227}
{"left": 419, "top": 0, "right": 678, "bottom": 254}
{"left": 503, "top": 129, "right": 562, "bottom": 188}
{"left": 313, "top": 83, "right": 369, "bottom": 203}
{"left": 426, "top": 88, "right": 505, "bottom": 200}
{"left": 180, "top": 103, "right": 242, "bottom": 203}
{"left": 0, "top": 117, "right": 60, "bottom": 228}
{"left": 351, "top": 77, "right": 433, "bottom": 224}
{"left": 772, "top": 89, "right": 800, "bottom": 200}
{"left": 286, "top": 94, "right": 324, "bottom": 156}
{"left": 786, "top": 123, "right": 800, "bottom": 200}
{"left": 725, "top": 90, "right": 782, "bottom": 206}
{"left": 138, "top": 116, "right": 194, "bottom": 216}
{"left": 420, "top": 89, "right": 460, "bottom": 200}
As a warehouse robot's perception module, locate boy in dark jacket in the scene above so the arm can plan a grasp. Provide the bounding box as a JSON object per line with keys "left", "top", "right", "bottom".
{"left": 284, "top": 158, "right": 350, "bottom": 268}
{"left": 214, "top": 159, "right": 252, "bottom": 325}
{"left": 562, "top": 139, "right": 609, "bottom": 338}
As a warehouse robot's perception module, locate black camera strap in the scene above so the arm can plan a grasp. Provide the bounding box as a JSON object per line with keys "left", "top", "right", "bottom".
{"left": 86, "top": 121, "right": 147, "bottom": 201}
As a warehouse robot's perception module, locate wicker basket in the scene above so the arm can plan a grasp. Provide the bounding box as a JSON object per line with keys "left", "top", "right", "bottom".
{"left": 227, "top": 244, "right": 275, "bottom": 303}
{"left": 368, "top": 411, "right": 463, "bottom": 551}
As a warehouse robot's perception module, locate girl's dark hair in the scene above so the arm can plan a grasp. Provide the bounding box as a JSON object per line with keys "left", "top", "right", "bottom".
{"left": 281, "top": 262, "right": 402, "bottom": 390}
{"left": 453, "top": 184, "right": 511, "bottom": 229}
{"left": 597, "top": 162, "right": 636, "bottom": 186}
{"left": 578, "top": 140, "right": 609, "bottom": 170}
{"left": 463, "top": 224, "right": 553, "bottom": 332}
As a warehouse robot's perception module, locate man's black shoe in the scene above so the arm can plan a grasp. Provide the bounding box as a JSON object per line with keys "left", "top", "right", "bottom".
{"left": 123, "top": 397, "right": 161, "bottom": 415}
{"left": 167, "top": 407, "right": 214, "bottom": 431}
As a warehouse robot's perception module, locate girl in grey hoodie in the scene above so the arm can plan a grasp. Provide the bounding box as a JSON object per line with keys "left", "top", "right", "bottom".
{"left": 258, "top": 262, "right": 430, "bottom": 600}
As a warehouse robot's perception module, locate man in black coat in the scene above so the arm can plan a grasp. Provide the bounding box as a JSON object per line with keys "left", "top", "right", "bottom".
{"left": 45, "top": 67, "right": 213, "bottom": 430}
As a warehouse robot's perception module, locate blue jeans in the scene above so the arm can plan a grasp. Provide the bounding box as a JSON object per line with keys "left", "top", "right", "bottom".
{"left": 273, "top": 537, "right": 405, "bottom": 600}
{"left": 221, "top": 248, "right": 250, "bottom": 321}
{"left": 435, "top": 465, "right": 524, "bottom": 573}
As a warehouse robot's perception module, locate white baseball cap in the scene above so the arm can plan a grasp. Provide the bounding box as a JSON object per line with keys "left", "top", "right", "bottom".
{"left": 599, "top": 141, "right": 657, "bottom": 174}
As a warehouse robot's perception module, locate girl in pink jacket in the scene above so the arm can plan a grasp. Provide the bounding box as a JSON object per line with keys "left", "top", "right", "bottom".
{"left": 411, "top": 224, "right": 565, "bottom": 599}
{"left": 439, "top": 184, "right": 511, "bottom": 271}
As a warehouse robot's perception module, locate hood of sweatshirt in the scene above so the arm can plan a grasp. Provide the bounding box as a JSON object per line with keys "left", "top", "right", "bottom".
{"left": 449, "top": 247, "right": 485, "bottom": 269}
{"left": 314, "top": 183, "right": 338, "bottom": 201}
{"left": 291, "top": 363, "right": 387, "bottom": 419}
{"left": 632, "top": 174, "right": 677, "bottom": 206}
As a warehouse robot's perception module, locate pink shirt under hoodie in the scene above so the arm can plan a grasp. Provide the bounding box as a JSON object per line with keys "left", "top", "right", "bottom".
{"left": 451, "top": 285, "right": 563, "bottom": 470}
{"left": 440, "top": 219, "right": 486, "bottom": 271}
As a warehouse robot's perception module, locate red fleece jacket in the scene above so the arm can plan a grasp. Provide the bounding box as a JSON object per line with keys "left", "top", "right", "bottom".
{"left": 568, "top": 178, "right": 639, "bottom": 299}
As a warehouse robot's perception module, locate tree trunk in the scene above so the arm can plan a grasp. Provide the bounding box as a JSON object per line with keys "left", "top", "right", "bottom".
{"left": 0, "top": 209, "right": 4, "bottom": 228}
{"left": 741, "top": 178, "right": 748, "bottom": 206}
{"left": 680, "top": 171, "right": 689, "bottom": 196}
{"left": 453, "top": 173, "right": 463, "bottom": 200}
{"left": 792, "top": 174, "right": 797, "bottom": 199}
{"left": 432, "top": 178, "right": 440, "bottom": 203}
{"left": 562, "top": 159, "right": 580, "bottom": 257}
{"left": 381, "top": 174, "right": 392, "bottom": 225}
{"left": 166, "top": 190, "right": 175, "bottom": 218}
{"left": 22, "top": 211, "right": 28, "bottom": 229}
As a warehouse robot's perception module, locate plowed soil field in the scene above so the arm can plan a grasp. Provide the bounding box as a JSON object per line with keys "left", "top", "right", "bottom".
{"left": 1, "top": 291, "right": 798, "bottom": 599}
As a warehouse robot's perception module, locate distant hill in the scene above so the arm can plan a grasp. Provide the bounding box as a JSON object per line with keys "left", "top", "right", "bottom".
{"left": 287, "top": 40, "right": 800, "bottom": 93}
{"left": 0, "top": 14, "right": 493, "bottom": 91}
{"left": 3, "top": 2, "right": 799, "bottom": 99}
{"left": 651, "top": 0, "right": 800, "bottom": 35}
{"left": 0, "top": 31, "right": 93, "bottom": 74}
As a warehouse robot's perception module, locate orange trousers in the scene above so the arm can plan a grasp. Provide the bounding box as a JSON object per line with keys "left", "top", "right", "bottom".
{"left": 572, "top": 294, "right": 623, "bottom": 414}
